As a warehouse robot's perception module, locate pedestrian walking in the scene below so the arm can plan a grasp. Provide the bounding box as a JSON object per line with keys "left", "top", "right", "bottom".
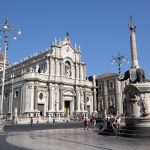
{"left": 84, "top": 118, "right": 88, "bottom": 130}
{"left": 53, "top": 117, "right": 55, "bottom": 124}
{"left": 106, "top": 118, "right": 111, "bottom": 129}
{"left": 116, "top": 116, "right": 121, "bottom": 132}
{"left": 30, "top": 117, "right": 33, "bottom": 126}
{"left": 112, "top": 119, "right": 118, "bottom": 138}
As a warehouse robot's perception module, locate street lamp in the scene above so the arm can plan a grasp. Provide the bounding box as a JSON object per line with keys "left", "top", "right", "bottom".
{"left": 111, "top": 53, "right": 129, "bottom": 75}
{"left": 0, "top": 19, "right": 21, "bottom": 117}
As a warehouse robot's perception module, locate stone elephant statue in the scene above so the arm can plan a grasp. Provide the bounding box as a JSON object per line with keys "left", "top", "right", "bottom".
{"left": 119, "top": 68, "right": 145, "bottom": 83}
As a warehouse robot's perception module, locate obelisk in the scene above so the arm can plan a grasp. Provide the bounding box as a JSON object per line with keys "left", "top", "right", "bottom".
{"left": 128, "top": 16, "right": 139, "bottom": 68}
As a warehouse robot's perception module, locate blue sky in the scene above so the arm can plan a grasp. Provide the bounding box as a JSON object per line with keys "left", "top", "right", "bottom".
{"left": 0, "top": 0, "right": 150, "bottom": 78}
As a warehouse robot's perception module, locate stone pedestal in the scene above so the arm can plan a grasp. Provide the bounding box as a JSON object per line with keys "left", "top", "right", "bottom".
{"left": 47, "top": 112, "right": 53, "bottom": 123}
{"left": 122, "top": 83, "right": 150, "bottom": 137}
{"left": 0, "top": 114, "right": 3, "bottom": 125}
{"left": 7, "top": 112, "right": 12, "bottom": 120}
{"left": 124, "top": 83, "right": 150, "bottom": 119}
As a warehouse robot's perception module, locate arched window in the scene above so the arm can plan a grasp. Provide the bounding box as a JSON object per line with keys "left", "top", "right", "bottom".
{"left": 87, "top": 97, "right": 89, "bottom": 102}
{"left": 98, "top": 82, "right": 103, "bottom": 91}
{"left": 65, "top": 61, "right": 71, "bottom": 76}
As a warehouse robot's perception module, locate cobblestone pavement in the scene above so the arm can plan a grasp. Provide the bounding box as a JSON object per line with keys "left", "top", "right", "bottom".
{"left": 2, "top": 128, "right": 150, "bottom": 150}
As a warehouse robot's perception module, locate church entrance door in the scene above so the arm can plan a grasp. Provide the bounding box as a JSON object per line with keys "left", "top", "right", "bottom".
{"left": 64, "top": 101, "right": 70, "bottom": 116}
{"left": 38, "top": 104, "right": 44, "bottom": 116}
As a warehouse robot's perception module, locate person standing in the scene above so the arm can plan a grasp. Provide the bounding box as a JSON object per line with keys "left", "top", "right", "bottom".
{"left": 116, "top": 116, "right": 121, "bottom": 133}
{"left": 112, "top": 118, "right": 118, "bottom": 138}
{"left": 93, "top": 118, "right": 96, "bottom": 130}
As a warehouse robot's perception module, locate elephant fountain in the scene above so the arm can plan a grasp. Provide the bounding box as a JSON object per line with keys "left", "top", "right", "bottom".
{"left": 120, "top": 68, "right": 150, "bottom": 137}
{"left": 119, "top": 67, "right": 145, "bottom": 83}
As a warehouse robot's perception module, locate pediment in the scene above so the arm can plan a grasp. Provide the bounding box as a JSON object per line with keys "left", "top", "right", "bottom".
{"left": 61, "top": 45, "right": 75, "bottom": 60}
{"left": 63, "top": 90, "right": 76, "bottom": 96}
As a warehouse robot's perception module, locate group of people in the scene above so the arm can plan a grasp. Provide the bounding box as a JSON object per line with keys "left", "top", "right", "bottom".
{"left": 84, "top": 117, "right": 97, "bottom": 130}
{"left": 84, "top": 115, "right": 121, "bottom": 137}
{"left": 105, "top": 116, "right": 121, "bottom": 137}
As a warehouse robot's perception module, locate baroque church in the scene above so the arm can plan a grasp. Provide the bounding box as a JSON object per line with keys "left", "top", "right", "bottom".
{"left": 0, "top": 34, "right": 97, "bottom": 123}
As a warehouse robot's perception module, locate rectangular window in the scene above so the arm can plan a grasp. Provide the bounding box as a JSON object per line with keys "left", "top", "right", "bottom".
{"left": 109, "top": 81, "right": 114, "bottom": 89}
{"left": 4, "top": 93, "right": 9, "bottom": 99}
{"left": 15, "top": 91, "right": 19, "bottom": 97}
{"left": 99, "top": 83, "right": 103, "bottom": 91}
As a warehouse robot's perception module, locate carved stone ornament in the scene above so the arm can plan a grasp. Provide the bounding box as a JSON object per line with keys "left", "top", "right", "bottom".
{"left": 130, "top": 68, "right": 137, "bottom": 83}
{"left": 124, "top": 85, "right": 139, "bottom": 97}
{"left": 27, "top": 84, "right": 34, "bottom": 89}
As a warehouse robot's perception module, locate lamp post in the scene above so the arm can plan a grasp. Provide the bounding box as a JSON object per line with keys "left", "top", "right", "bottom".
{"left": 111, "top": 53, "right": 129, "bottom": 75}
{"left": 0, "top": 19, "right": 21, "bottom": 117}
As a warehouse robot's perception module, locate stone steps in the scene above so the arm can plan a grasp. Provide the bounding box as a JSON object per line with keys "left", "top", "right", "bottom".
{"left": 99, "top": 126, "right": 150, "bottom": 138}
{"left": 3, "top": 122, "right": 84, "bottom": 132}
{"left": 119, "top": 126, "right": 150, "bottom": 137}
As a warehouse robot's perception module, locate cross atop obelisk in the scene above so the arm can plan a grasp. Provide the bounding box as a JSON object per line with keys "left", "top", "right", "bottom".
{"left": 128, "top": 16, "right": 139, "bottom": 68}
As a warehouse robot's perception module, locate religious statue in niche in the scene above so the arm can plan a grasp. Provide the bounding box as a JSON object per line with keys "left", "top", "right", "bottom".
{"left": 65, "top": 61, "right": 71, "bottom": 76}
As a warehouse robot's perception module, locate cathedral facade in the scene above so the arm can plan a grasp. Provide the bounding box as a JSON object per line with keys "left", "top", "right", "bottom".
{"left": 0, "top": 35, "right": 97, "bottom": 123}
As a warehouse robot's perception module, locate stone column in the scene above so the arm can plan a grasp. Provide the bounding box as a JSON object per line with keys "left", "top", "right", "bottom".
{"left": 92, "top": 75, "right": 97, "bottom": 112}
{"left": 49, "top": 58, "right": 52, "bottom": 75}
{"left": 34, "top": 86, "right": 38, "bottom": 111}
{"left": 48, "top": 83, "right": 53, "bottom": 111}
{"left": 104, "top": 80, "right": 108, "bottom": 112}
{"left": 20, "top": 88, "right": 23, "bottom": 114}
{"left": 75, "top": 63, "right": 79, "bottom": 79}
{"left": 45, "top": 59, "right": 49, "bottom": 74}
{"left": 46, "top": 83, "right": 53, "bottom": 120}
{"left": 50, "top": 58, "right": 54, "bottom": 76}
{"left": 75, "top": 89, "right": 79, "bottom": 112}
{"left": 59, "top": 88, "right": 63, "bottom": 111}
{"left": 56, "top": 59, "right": 60, "bottom": 76}
{"left": 115, "top": 79, "right": 122, "bottom": 115}
{"left": 129, "top": 20, "right": 139, "bottom": 68}
{"left": 80, "top": 90, "right": 84, "bottom": 111}
{"left": 83, "top": 65, "right": 86, "bottom": 80}
{"left": 93, "top": 89, "right": 97, "bottom": 112}
{"left": 61, "top": 96, "right": 64, "bottom": 116}
{"left": 71, "top": 64, "right": 75, "bottom": 79}
{"left": 54, "top": 85, "right": 59, "bottom": 112}
{"left": 79, "top": 64, "right": 82, "bottom": 80}
{"left": 8, "top": 86, "right": 13, "bottom": 119}
{"left": 84, "top": 90, "right": 87, "bottom": 111}
{"left": 60, "top": 60, "right": 63, "bottom": 77}
{"left": 78, "top": 90, "right": 81, "bottom": 112}
{"left": 25, "top": 82, "right": 34, "bottom": 116}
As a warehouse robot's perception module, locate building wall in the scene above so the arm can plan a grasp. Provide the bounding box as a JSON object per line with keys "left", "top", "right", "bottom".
{"left": 96, "top": 73, "right": 128, "bottom": 118}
